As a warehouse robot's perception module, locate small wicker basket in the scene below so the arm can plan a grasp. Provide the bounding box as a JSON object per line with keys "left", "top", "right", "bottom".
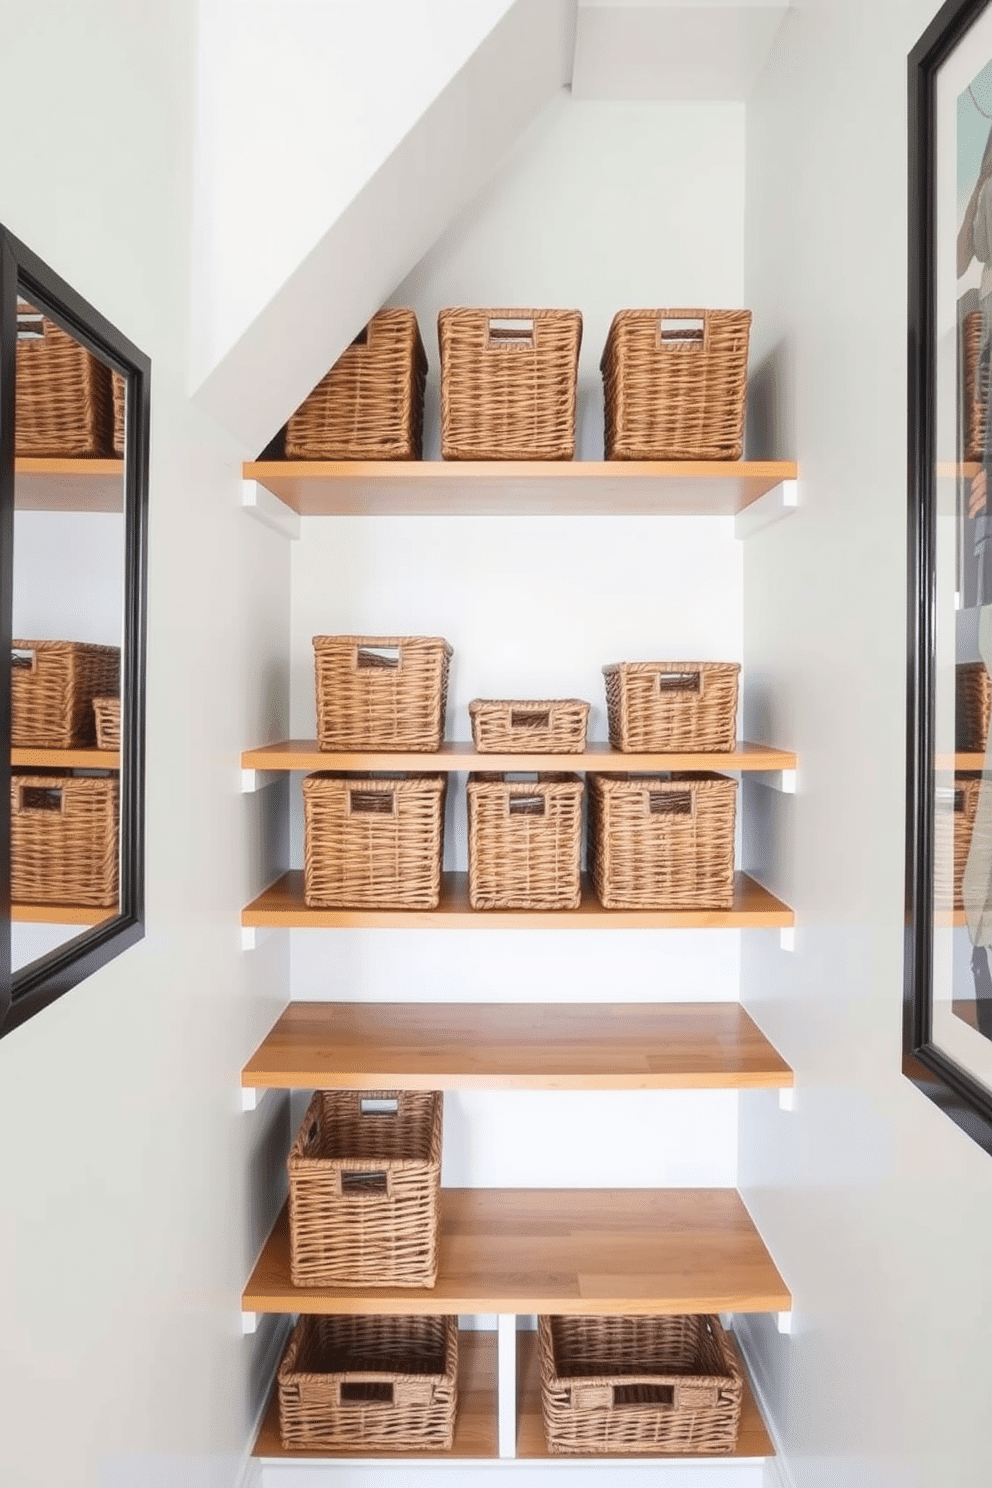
{"left": 963, "top": 311, "right": 986, "bottom": 464}
{"left": 314, "top": 635, "right": 452, "bottom": 752}
{"left": 467, "top": 772, "right": 584, "bottom": 910}
{"left": 953, "top": 774, "right": 983, "bottom": 912}
{"left": 15, "top": 303, "right": 115, "bottom": 457}
{"left": 303, "top": 772, "right": 446, "bottom": 909}
{"left": 12, "top": 640, "right": 121, "bottom": 750}
{"left": 957, "top": 661, "right": 990, "bottom": 753}
{"left": 538, "top": 1314, "right": 743, "bottom": 1456}
{"left": 603, "top": 661, "right": 740, "bottom": 753}
{"left": 601, "top": 308, "right": 752, "bottom": 461}
{"left": 285, "top": 309, "right": 428, "bottom": 460}
{"left": 587, "top": 772, "right": 737, "bottom": 911}
{"left": 93, "top": 697, "right": 121, "bottom": 751}
{"left": 288, "top": 1088, "right": 442, "bottom": 1288}
{"left": 278, "top": 1313, "right": 458, "bottom": 1452}
{"left": 468, "top": 698, "right": 590, "bottom": 754}
{"left": 438, "top": 307, "right": 582, "bottom": 460}
{"left": 11, "top": 773, "right": 119, "bottom": 908}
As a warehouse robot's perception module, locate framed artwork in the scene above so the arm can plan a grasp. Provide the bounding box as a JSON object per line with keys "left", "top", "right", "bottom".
{"left": 906, "top": 0, "right": 992, "bottom": 1149}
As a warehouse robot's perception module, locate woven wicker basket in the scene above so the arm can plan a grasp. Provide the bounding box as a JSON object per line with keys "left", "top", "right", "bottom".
{"left": 587, "top": 772, "right": 737, "bottom": 911}
{"left": 963, "top": 310, "right": 987, "bottom": 464}
{"left": 467, "top": 772, "right": 584, "bottom": 910}
{"left": 112, "top": 370, "right": 126, "bottom": 456}
{"left": 12, "top": 640, "right": 121, "bottom": 749}
{"left": 538, "top": 1314, "right": 743, "bottom": 1456}
{"left": 288, "top": 1088, "right": 442, "bottom": 1288}
{"left": 952, "top": 774, "right": 983, "bottom": 912}
{"left": 603, "top": 661, "right": 740, "bottom": 753}
{"left": 468, "top": 698, "right": 590, "bottom": 754}
{"left": 314, "top": 635, "right": 452, "bottom": 752}
{"left": 285, "top": 309, "right": 428, "bottom": 460}
{"left": 15, "top": 304, "right": 115, "bottom": 457}
{"left": 601, "top": 309, "right": 752, "bottom": 461}
{"left": 11, "top": 773, "right": 119, "bottom": 908}
{"left": 957, "top": 661, "right": 990, "bottom": 753}
{"left": 93, "top": 697, "right": 121, "bottom": 751}
{"left": 278, "top": 1313, "right": 457, "bottom": 1452}
{"left": 438, "top": 307, "right": 582, "bottom": 460}
{"left": 303, "top": 772, "right": 446, "bottom": 909}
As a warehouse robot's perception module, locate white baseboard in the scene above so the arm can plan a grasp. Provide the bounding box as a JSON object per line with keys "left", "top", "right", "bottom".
{"left": 733, "top": 1318, "right": 797, "bottom": 1488}
{"left": 235, "top": 1314, "right": 294, "bottom": 1488}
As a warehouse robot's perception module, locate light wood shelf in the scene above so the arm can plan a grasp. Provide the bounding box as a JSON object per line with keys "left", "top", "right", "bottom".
{"left": 241, "top": 870, "right": 794, "bottom": 930}
{"left": 12, "top": 746, "right": 120, "bottom": 770}
{"left": 243, "top": 458, "right": 798, "bottom": 518}
{"left": 251, "top": 1327, "right": 775, "bottom": 1463}
{"left": 11, "top": 902, "right": 115, "bottom": 925}
{"left": 15, "top": 457, "right": 124, "bottom": 513}
{"left": 243, "top": 1189, "right": 792, "bottom": 1317}
{"left": 241, "top": 1000, "right": 794, "bottom": 1093}
{"left": 242, "top": 738, "right": 797, "bottom": 774}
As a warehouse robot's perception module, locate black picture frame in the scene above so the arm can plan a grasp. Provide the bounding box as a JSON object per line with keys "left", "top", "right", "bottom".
{"left": 0, "top": 225, "right": 149, "bottom": 1038}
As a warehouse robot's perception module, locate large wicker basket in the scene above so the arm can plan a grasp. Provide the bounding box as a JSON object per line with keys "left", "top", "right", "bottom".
{"left": 288, "top": 1088, "right": 442, "bottom": 1288}
{"left": 12, "top": 640, "right": 121, "bottom": 749}
{"left": 278, "top": 1313, "right": 458, "bottom": 1452}
{"left": 11, "top": 773, "right": 119, "bottom": 908}
{"left": 468, "top": 698, "right": 590, "bottom": 754}
{"left": 285, "top": 309, "right": 428, "bottom": 460}
{"left": 603, "top": 661, "right": 740, "bottom": 753}
{"left": 314, "top": 635, "right": 452, "bottom": 752}
{"left": 538, "top": 1314, "right": 743, "bottom": 1456}
{"left": 438, "top": 307, "right": 582, "bottom": 460}
{"left": 15, "top": 303, "right": 115, "bottom": 458}
{"left": 467, "top": 772, "right": 584, "bottom": 910}
{"left": 303, "top": 772, "right": 446, "bottom": 909}
{"left": 957, "top": 661, "right": 990, "bottom": 753}
{"left": 601, "top": 309, "right": 751, "bottom": 461}
{"left": 587, "top": 772, "right": 737, "bottom": 910}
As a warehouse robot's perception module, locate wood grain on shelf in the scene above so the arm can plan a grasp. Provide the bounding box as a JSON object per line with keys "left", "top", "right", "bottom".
{"left": 11, "top": 903, "right": 115, "bottom": 925}
{"left": 11, "top": 746, "right": 120, "bottom": 770}
{"left": 241, "top": 1001, "right": 794, "bottom": 1092}
{"left": 241, "top": 870, "right": 794, "bottom": 930}
{"left": 242, "top": 738, "right": 797, "bottom": 774}
{"left": 251, "top": 1328, "right": 774, "bottom": 1462}
{"left": 243, "top": 459, "right": 798, "bottom": 518}
{"left": 243, "top": 1190, "right": 792, "bottom": 1317}
{"left": 15, "top": 457, "right": 124, "bottom": 513}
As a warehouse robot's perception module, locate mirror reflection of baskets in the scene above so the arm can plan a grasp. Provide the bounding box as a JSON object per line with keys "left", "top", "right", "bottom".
{"left": 15, "top": 303, "right": 115, "bottom": 457}
{"left": 12, "top": 640, "right": 120, "bottom": 750}
{"left": 11, "top": 774, "right": 119, "bottom": 908}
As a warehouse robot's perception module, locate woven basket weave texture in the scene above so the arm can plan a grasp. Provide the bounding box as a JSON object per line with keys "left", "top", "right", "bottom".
{"left": 603, "top": 661, "right": 739, "bottom": 753}
{"left": 303, "top": 772, "right": 446, "bottom": 910}
{"left": 957, "top": 661, "right": 990, "bottom": 753}
{"left": 285, "top": 309, "right": 427, "bottom": 460}
{"left": 288, "top": 1088, "right": 442, "bottom": 1288}
{"left": 538, "top": 1313, "right": 743, "bottom": 1456}
{"left": 601, "top": 308, "right": 751, "bottom": 461}
{"left": 468, "top": 698, "right": 590, "bottom": 754}
{"left": 12, "top": 640, "right": 120, "bottom": 749}
{"left": 467, "top": 772, "right": 584, "bottom": 910}
{"left": 314, "top": 635, "right": 452, "bottom": 752}
{"left": 438, "top": 307, "right": 582, "bottom": 460}
{"left": 16, "top": 305, "right": 115, "bottom": 457}
{"left": 93, "top": 697, "right": 121, "bottom": 751}
{"left": 963, "top": 310, "right": 986, "bottom": 464}
{"left": 587, "top": 772, "right": 737, "bottom": 910}
{"left": 11, "top": 773, "right": 119, "bottom": 907}
{"left": 278, "top": 1313, "right": 457, "bottom": 1452}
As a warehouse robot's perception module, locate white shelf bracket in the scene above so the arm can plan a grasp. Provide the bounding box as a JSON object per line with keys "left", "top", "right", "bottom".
{"left": 779, "top": 1085, "right": 796, "bottom": 1112}
{"left": 242, "top": 479, "right": 300, "bottom": 540}
{"left": 735, "top": 478, "right": 798, "bottom": 541}
{"left": 241, "top": 768, "right": 282, "bottom": 793}
{"left": 776, "top": 1311, "right": 793, "bottom": 1335}
{"left": 242, "top": 1311, "right": 258, "bottom": 1336}
{"left": 750, "top": 768, "right": 797, "bottom": 795}
{"left": 780, "top": 926, "right": 796, "bottom": 953}
{"left": 241, "top": 925, "right": 274, "bottom": 952}
{"left": 241, "top": 1086, "right": 268, "bottom": 1113}
{"left": 497, "top": 1315, "right": 517, "bottom": 1460}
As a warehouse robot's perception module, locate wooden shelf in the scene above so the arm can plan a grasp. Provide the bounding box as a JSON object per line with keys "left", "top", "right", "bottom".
{"left": 11, "top": 903, "right": 115, "bottom": 925}
{"left": 252, "top": 1327, "right": 774, "bottom": 1463}
{"left": 241, "top": 870, "right": 795, "bottom": 930}
{"left": 12, "top": 746, "right": 120, "bottom": 770}
{"left": 15, "top": 457, "right": 124, "bottom": 513}
{"left": 241, "top": 1001, "right": 794, "bottom": 1093}
{"left": 243, "top": 458, "right": 798, "bottom": 518}
{"left": 243, "top": 1189, "right": 792, "bottom": 1317}
{"left": 242, "top": 738, "right": 797, "bottom": 774}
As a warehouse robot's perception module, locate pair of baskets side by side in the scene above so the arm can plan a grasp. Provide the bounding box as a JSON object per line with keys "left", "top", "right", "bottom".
{"left": 538, "top": 1313, "right": 743, "bottom": 1456}
{"left": 12, "top": 639, "right": 120, "bottom": 749}
{"left": 11, "top": 773, "right": 119, "bottom": 908}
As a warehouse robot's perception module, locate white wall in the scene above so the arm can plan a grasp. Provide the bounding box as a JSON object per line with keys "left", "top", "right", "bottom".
{"left": 0, "top": 3, "right": 291, "bottom": 1486}
{"left": 288, "top": 97, "right": 749, "bottom": 1192}
{"left": 739, "top": 3, "right": 992, "bottom": 1487}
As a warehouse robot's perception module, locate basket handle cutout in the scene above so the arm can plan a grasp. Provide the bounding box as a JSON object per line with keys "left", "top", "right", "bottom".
{"left": 656, "top": 670, "right": 701, "bottom": 695}
{"left": 360, "top": 1095, "right": 399, "bottom": 1116}
{"left": 11, "top": 648, "right": 37, "bottom": 671}
{"left": 306, "top": 1120, "right": 319, "bottom": 1145}
{"left": 488, "top": 316, "right": 535, "bottom": 348}
{"left": 349, "top": 790, "right": 396, "bottom": 816}
{"left": 509, "top": 796, "right": 545, "bottom": 816}
{"left": 510, "top": 708, "right": 551, "bottom": 730}
{"left": 18, "top": 785, "right": 64, "bottom": 814}
{"left": 613, "top": 1383, "right": 675, "bottom": 1410}
{"left": 339, "top": 1380, "right": 394, "bottom": 1406}
{"left": 657, "top": 314, "right": 706, "bottom": 351}
{"left": 350, "top": 324, "right": 369, "bottom": 348}
{"left": 955, "top": 789, "right": 965, "bottom": 814}
{"left": 649, "top": 789, "right": 693, "bottom": 817}
{"left": 355, "top": 645, "right": 401, "bottom": 671}
{"left": 16, "top": 310, "right": 44, "bottom": 342}
{"left": 339, "top": 1170, "right": 392, "bottom": 1198}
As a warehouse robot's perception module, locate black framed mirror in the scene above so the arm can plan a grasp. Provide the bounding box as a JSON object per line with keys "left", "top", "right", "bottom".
{"left": 0, "top": 224, "right": 148, "bottom": 1038}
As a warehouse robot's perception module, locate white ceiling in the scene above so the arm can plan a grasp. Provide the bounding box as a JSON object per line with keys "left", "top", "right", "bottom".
{"left": 571, "top": 0, "right": 793, "bottom": 100}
